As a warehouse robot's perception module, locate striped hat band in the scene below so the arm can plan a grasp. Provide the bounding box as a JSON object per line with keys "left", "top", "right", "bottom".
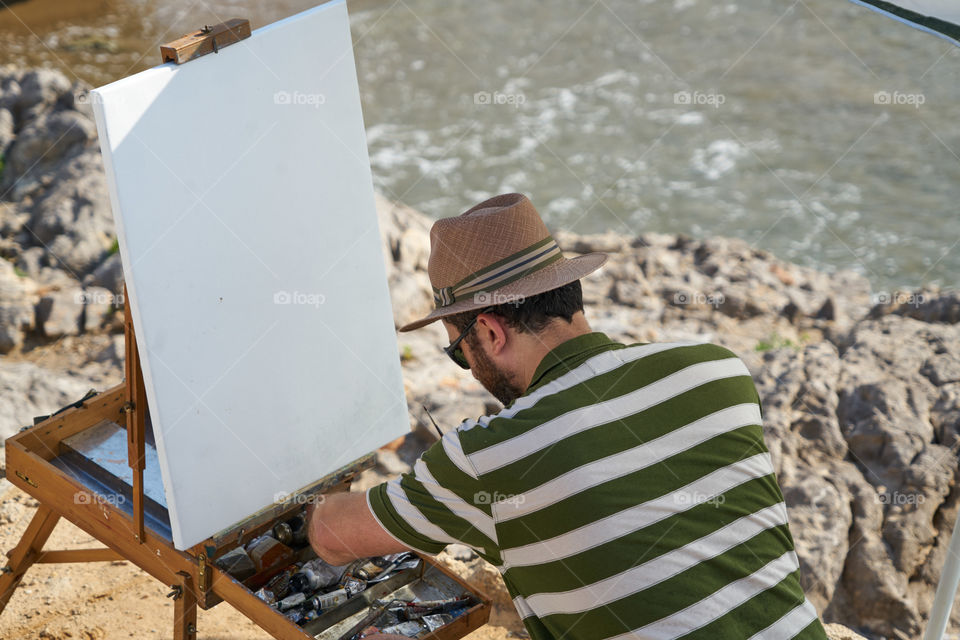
{"left": 432, "top": 236, "right": 563, "bottom": 308}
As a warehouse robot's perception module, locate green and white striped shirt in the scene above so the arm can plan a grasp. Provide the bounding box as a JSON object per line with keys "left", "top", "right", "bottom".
{"left": 368, "top": 333, "right": 826, "bottom": 640}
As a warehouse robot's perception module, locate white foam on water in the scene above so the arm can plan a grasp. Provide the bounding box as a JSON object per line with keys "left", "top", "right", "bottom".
{"left": 691, "top": 139, "right": 748, "bottom": 180}
{"left": 676, "top": 111, "right": 705, "bottom": 125}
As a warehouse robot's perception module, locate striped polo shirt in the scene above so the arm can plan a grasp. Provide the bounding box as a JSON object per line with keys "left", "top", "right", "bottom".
{"left": 368, "top": 332, "right": 827, "bottom": 640}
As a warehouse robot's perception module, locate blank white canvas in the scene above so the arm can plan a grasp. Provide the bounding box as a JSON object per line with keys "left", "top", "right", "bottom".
{"left": 90, "top": 0, "right": 409, "bottom": 550}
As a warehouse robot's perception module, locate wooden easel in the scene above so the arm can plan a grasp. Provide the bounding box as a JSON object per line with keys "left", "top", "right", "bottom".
{"left": 0, "top": 24, "right": 349, "bottom": 639}
{"left": 2, "top": 283, "right": 377, "bottom": 639}
{"left": 1, "top": 20, "right": 491, "bottom": 640}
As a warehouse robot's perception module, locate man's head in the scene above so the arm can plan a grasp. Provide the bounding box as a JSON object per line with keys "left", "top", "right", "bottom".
{"left": 399, "top": 192, "right": 607, "bottom": 403}
{"left": 441, "top": 280, "right": 588, "bottom": 405}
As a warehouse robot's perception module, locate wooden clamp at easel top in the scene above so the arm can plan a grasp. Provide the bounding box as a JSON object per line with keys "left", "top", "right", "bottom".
{"left": 160, "top": 18, "right": 251, "bottom": 64}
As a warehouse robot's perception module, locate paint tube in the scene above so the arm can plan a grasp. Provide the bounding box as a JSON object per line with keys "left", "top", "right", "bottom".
{"left": 278, "top": 592, "right": 306, "bottom": 611}
{"left": 310, "top": 587, "right": 348, "bottom": 611}
{"left": 341, "top": 575, "right": 367, "bottom": 597}
{"left": 378, "top": 621, "right": 423, "bottom": 637}
{"left": 422, "top": 613, "right": 453, "bottom": 631}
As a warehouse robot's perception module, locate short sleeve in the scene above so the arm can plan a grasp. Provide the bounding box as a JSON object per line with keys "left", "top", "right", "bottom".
{"left": 367, "top": 428, "right": 500, "bottom": 560}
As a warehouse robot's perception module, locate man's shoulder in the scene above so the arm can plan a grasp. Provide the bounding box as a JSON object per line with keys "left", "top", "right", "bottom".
{"left": 600, "top": 340, "right": 749, "bottom": 383}
{"left": 453, "top": 340, "right": 750, "bottom": 456}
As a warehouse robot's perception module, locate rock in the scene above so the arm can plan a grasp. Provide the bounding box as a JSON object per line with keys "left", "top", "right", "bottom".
{"left": 375, "top": 192, "right": 432, "bottom": 274}
{"left": 716, "top": 287, "right": 770, "bottom": 319}
{"left": 14, "top": 245, "right": 44, "bottom": 279}
{"left": 824, "top": 468, "right": 922, "bottom": 639}
{"left": 794, "top": 342, "right": 846, "bottom": 459}
{"left": 0, "top": 201, "right": 28, "bottom": 237}
{"left": 21, "top": 149, "right": 113, "bottom": 275}
{"left": 783, "top": 462, "right": 851, "bottom": 610}
{"left": 15, "top": 69, "right": 72, "bottom": 121}
{"left": 94, "top": 333, "right": 125, "bottom": 367}
{"left": 871, "top": 289, "right": 960, "bottom": 324}
{"left": 638, "top": 244, "right": 686, "bottom": 280}
{"left": 86, "top": 252, "right": 124, "bottom": 294}
{"left": 35, "top": 285, "right": 85, "bottom": 337}
{"left": 565, "top": 231, "right": 628, "bottom": 254}
{"left": 0, "top": 70, "right": 21, "bottom": 113}
{"left": 78, "top": 286, "right": 115, "bottom": 332}
{"left": 33, "top": 282, "right": 115, "bottom": 338}
{"left": 580, "top": 269, "right": 613, "bottom": 306}
{"left": 823, "top": 623, "right": 869, "bottom": 640}
{"left": 816, "top": 296, "right": 837, "bottom": 321}
{"left": 387, "top": 268, "right": 433, "bottom": 330}
{"left": 376, "top": 448, "right": 411, "bottom": 476}
{"left": 445, "top": 544, "right": 477, "bottom": 562}
{"left": 435, "top": 548, "right": 525, "bottom": 634}
{"left": 753, "top": 313, "right": 960, "bottom": 638}
{"left": 922, "top": 353, "right": 960, "bottom": 387}
{"left": 931, "top": 383, "right": 960, "bottom": 449}
{"left": 611, "top": 279, "right": 655, "bottom": 308}
{"left": 1, "top": 109, "right": 97, "bottom": 199}
{"left": 398, "top": 226, "right": 431, "bottom": 272}
{"left": 881, "top": 443, "right": 954, "bottom": 574}
{"left": 0, "top": 258, "right": 35, "bottom": 353}
{"left": 838, "top": 317, "right": 951, "bottom": 492}
{"left": 0, "top": 107, "right": 13, "bottom": 154}
{"left": 0, "top": 360, "right": 93, "bottom": 441}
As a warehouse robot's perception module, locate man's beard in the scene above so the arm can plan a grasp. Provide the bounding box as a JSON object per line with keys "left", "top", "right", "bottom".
{"left": 468, "top": 339, "right": 525, "bottom": 406}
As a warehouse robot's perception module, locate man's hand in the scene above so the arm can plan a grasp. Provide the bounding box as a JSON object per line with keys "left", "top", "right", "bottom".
{"left": 306, "top": 491, "right": 411, "bottom": 565}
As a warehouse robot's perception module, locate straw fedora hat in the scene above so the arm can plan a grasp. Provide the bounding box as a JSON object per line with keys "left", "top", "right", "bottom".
{"left": 398, "top": 193, "right": 608, "bottom": 332}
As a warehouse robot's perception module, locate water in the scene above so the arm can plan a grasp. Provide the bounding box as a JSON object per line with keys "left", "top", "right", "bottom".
{"left": 2, "top": 0, "right": 958, "bottom": 291}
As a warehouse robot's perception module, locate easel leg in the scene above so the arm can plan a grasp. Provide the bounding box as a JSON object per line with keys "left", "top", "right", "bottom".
{"left": 173, "top": 570, "right": 197, "bottom": 640}
{"left": 0, "top": 506, "right": 60, "bottom": 614}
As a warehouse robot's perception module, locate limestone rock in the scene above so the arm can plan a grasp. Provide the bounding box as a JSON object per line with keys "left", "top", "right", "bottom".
{"left": 36, "top": 286, "right": 85, "bottom": 338}
{"left": 0, "top": 360, "right": 93, "bottom": 441}
{"left": 21, "top": 148, "right": 113, "bottom": 275}
{"left": 0, "top": 258, "right": 34, "bottom": 353}
{"left": 1, "top": 109, "right": 97, "bottom": 200}
{"left": 86, "top": 252, "right": 124, "bottom": 294}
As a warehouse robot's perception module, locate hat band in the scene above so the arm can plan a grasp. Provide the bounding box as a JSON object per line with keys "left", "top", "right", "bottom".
{"left": 432, "top": 236, "right": 563, "bottom": 308}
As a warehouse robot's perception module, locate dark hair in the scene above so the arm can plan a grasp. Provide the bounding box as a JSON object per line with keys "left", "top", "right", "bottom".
{"left": 447, "top": 280, "right": 584, "bottom": 336}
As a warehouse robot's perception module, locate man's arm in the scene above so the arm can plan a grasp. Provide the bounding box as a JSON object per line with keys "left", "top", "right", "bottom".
{"left": 307, "top": 492, "right": 411, "bottom": 565}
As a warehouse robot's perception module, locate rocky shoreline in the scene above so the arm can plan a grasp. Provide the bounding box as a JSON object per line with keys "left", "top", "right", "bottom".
{"left": 1, "top": 66, "right": 958, "bottom": 639}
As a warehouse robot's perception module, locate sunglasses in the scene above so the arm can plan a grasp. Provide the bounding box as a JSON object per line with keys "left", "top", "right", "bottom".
{"left": 443, "top": 307, "right": 494, "bottom": 369}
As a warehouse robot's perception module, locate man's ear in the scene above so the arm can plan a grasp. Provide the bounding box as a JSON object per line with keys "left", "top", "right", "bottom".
{"left": 475, "top": 312, "right": 508, "bottom": 355}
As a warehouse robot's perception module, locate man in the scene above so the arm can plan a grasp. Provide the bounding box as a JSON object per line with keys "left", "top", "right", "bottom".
{"left": 308, "top": 193, "right": 827, "bottom": 639}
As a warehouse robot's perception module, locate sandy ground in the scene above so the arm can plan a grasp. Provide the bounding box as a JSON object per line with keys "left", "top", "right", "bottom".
{"left": 0, "top": 480, "right": 522, "bottom": 640}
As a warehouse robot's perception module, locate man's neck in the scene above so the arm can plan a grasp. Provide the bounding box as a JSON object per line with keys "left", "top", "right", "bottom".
{"left": 515, "top": 312, "right": 593, "bottom": 391}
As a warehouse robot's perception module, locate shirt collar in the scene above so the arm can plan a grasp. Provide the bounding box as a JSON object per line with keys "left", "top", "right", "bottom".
{"left": 523, "top": 332, "right": 625, "bottom": 396}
